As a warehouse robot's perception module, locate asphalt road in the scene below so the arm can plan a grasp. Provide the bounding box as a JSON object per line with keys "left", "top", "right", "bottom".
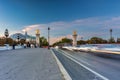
{"left": 52, "top": 49, "right": 120, "bottom": 80}
{"left": 0, "top": 48, "right": 63, "bottom": 80}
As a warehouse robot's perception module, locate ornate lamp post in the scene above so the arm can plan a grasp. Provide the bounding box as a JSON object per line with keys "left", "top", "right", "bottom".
{"left": 17, "top": 34, "right": 20, "bottom": 44}
{"left": 4, "top": 29, "right": 9, "bottom": 44}
{"left": 110, "top": 29, "right": 112, "bottom": 43}
{"left": 48, "top": 27, "right": 50, "bottom": 49}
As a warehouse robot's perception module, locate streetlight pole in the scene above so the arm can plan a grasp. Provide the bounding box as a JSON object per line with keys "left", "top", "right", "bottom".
{"left": 110, "top": 29, "right": 112, "bottom": 43}
{"left": 17, "top": 34, "right": 20, "bottom": 44}
{"left": 48, "top": 27, "right": 50, "bottom": 49}
{"left": 4, "top": 29, "right": 9, "bottom": 44}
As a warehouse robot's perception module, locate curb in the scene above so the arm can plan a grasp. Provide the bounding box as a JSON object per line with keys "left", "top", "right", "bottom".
{"left": 50, "top": 49, "right": 72, "bottom": 80}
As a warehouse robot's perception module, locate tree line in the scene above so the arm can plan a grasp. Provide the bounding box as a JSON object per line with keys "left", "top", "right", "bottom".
{"left": 79, "top": 37, "right": 120, "bottom": 44}
{"left": 0, "top": 37, "right": 48, "bottom": 47}
{"left": 52, "top": 37, "right": 120, "bottom": 46}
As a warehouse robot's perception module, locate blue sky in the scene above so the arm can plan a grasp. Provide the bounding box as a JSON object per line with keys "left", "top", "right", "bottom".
{"left": 0, "top": 0, "right": 120, "bottom": 40}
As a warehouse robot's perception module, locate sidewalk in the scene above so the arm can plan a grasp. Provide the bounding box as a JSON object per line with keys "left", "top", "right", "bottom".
{"left": 0, "top": 48, "right": 63, "bottom": 80}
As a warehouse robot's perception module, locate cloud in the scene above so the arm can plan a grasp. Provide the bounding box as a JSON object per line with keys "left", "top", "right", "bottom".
{"left": 21, "top": 17, "right": 101, "bottom": 33}
{"left": 22, "top": 25, "right": 38, "bottom": 32}
{"left": 20, "top": 16, "right": 120, "bottom": 41}
{"left": 21, "top": 17, "right": 107, "bottom": 32}
{"left": 22, "top": 24, "right": 46, "bottom": 32}
{"left": 103, "top": 16, "right": 120, "bottom": 29}
{"left": 71, "top": 17, "right": 101, "bottom": 26}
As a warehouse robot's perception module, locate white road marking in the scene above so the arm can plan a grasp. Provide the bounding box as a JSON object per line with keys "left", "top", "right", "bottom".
{"left": 61, "top": 50, "right": 91, "bottom": 66}
{"left": 50, "top": 49, "right": 72, "bottom": 80}
{"left": 59, "top": 49, "right": 109, "bottom": 80}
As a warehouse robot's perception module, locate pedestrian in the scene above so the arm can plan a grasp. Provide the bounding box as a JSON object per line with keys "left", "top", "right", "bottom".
{"left": 12, "top": 44, "right": 15, "bottom": 50}
{"left": 24, "top": 43, "right": 26, "bottom": 48}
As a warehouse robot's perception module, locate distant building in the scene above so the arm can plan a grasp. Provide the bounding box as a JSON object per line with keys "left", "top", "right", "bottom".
{"left": 10, "top": 32, "right": 36, "bottom": 42}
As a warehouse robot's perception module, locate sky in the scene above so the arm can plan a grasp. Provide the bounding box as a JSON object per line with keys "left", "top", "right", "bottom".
{"left": 0, "top": 0, "right": 120, "bottom": 42}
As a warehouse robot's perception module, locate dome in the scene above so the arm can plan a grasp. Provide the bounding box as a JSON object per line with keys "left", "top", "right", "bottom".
{"left": 10, "top": 33, "right": 26, "bottom": 40}
{"left": 10, "top": 33, "right": 36, "bottom": 41}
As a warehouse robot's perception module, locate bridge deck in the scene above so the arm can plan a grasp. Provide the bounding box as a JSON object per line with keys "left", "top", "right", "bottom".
{"left": 0, "top": 48, "right": 63, "bottom": 80}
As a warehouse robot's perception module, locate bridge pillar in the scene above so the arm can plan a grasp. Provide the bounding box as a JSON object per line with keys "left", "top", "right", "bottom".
{"left": 36, "top": 29, "right": 40, "bottom": 47}
{"left": 72, "top": 31, "right": 77, "bottom": 47}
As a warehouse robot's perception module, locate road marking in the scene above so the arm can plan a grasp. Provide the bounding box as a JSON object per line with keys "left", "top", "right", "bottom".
{"left": 59, "top": 49, "right": 109, "bottom": 80}
{"left": 50, "top": 49, "right": 72, "bottom": 80}
{"left": 60, "top": 50, "right": 91, "bottom": 66}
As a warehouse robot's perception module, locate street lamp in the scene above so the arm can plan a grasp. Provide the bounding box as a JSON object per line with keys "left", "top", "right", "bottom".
{"left": 48, "top": 27, "right": 50, "bottom": 49}
{"left": 17, "top": 34, "right": 20, "bottom": 44}
{"left": 4, "top": 29, "right": 9, "bottom": 44}
{"left": 110, "top": 29, "right": 112, "bottom": 43}
{"left": 110, "top": 29, "right": 112, "bottom": 38}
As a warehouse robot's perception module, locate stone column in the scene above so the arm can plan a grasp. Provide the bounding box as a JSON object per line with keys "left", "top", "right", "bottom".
{"left": 72, "top": 31, "right": 77, "bottom": 46}
{"left": 36, "top": 29, "right": 40, "bottom": 47}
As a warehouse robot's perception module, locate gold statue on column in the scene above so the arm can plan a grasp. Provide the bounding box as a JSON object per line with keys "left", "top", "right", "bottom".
{"left": 36, "top": 29, "right": 40, "bottom": 34}
{"left": 73, "top": 30, "right": 77, "bottom": 35}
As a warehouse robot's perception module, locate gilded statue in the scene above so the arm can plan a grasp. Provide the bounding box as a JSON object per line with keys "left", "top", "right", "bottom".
{"left": 73, "top": 30, "right": 77, "bottom": 35}
{"left": 36, "top": 29, "right": 40, "bottom": 34}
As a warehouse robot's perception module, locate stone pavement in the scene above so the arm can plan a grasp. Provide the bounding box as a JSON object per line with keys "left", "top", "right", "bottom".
{"left": 0, "top": 48, "right": 63, "bottom": 80}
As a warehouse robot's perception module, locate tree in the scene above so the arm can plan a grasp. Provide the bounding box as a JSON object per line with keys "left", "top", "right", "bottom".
{"left": 87, "top": 37, "right": 108, "bottom": 44}
{"left": 20, "top": 39, "right": 26, "bottom": 45}
{"left": 117, "top": 38, "right": 120, "bottom": 43}
{"left": 52, "top": 41, "right": 62, "bottom": 47}
{"left": 77, "top": 40, "right": 86, "bottom": 45}
{"left": 90, "top": 37, "right": 102, "bottom": 44}
{"left": 109, "top": 37, "right": 115, "bottom": 43}
{"left": 61, "top": 38, "right": 72, "bottom": 43}
{"left": 0, "top": 38, "right": 5, "bottom": 46}
{"left": 7, "top": 38, "right": 13, "bottom": 46}
{"left": 52, "top": 38, "right": 72, "bottom": 46}
{"left": 0, "top": 37, "right": 14, "bottom": 46}
{"left": 40, "top": 36, "right": 48, "bottom": 46}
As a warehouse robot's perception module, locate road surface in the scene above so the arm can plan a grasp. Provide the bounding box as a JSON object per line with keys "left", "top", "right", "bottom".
{"left": 52, "top": 49, "right": 120, "bottom": 80}
{"left": 0, "top": 48, "right": 63, "bottom": 80}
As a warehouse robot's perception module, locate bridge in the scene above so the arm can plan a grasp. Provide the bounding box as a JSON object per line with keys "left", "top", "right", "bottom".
{"left": 0, "top": 47, "right": 120, "bottom": 80}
